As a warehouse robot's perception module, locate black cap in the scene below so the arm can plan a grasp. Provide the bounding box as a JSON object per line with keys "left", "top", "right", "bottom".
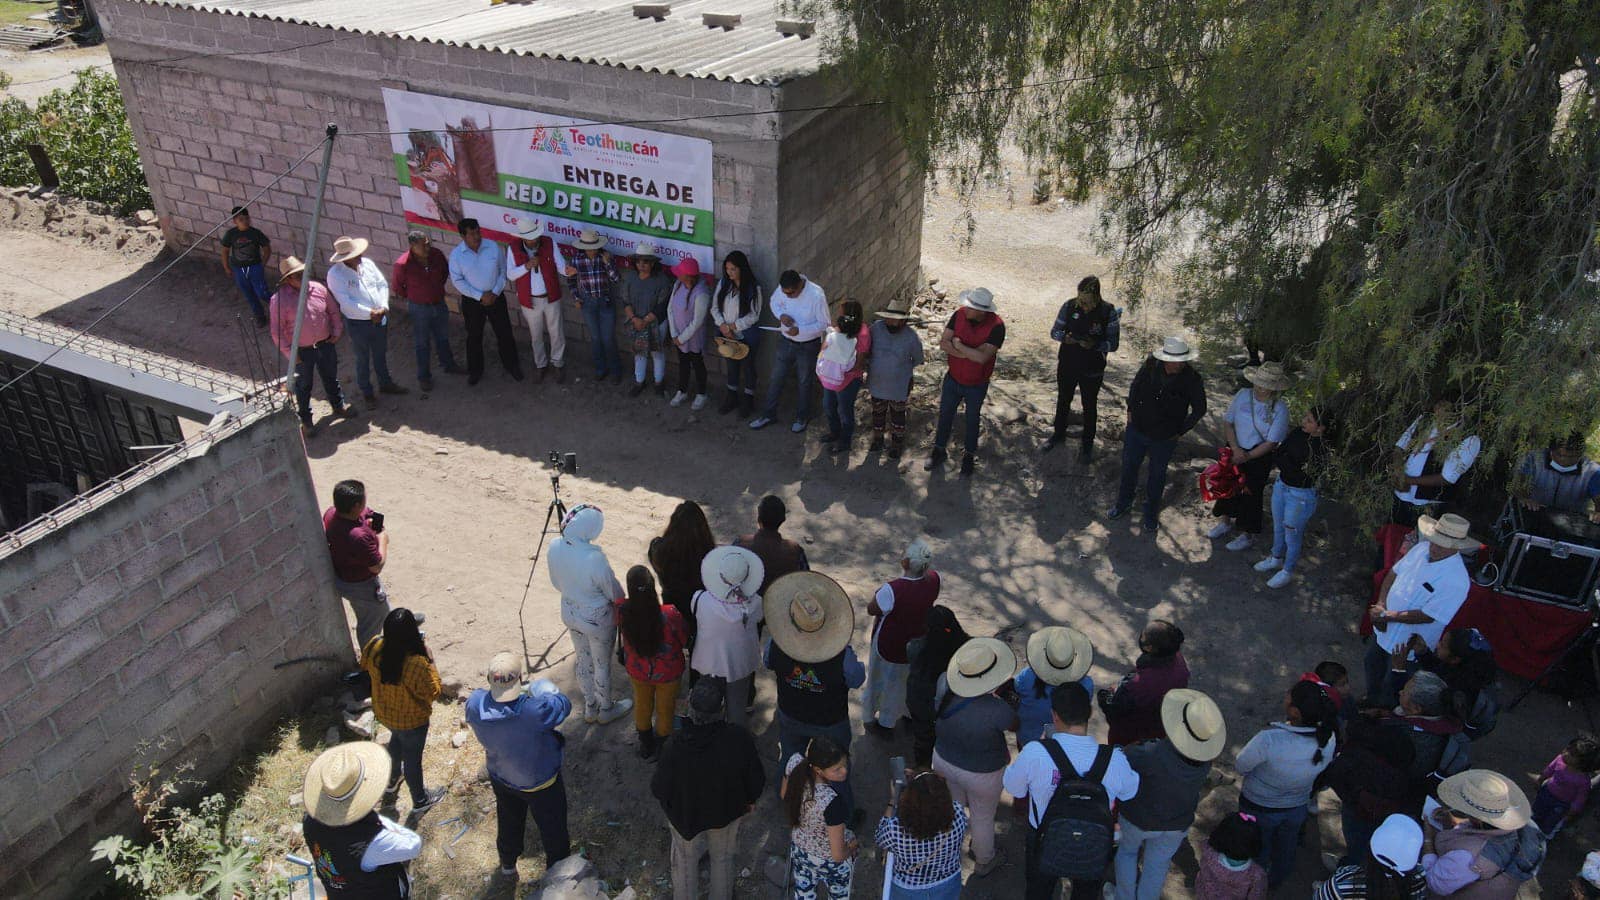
{"left": 688, "top": 676, "right": 726, "bottom": 719}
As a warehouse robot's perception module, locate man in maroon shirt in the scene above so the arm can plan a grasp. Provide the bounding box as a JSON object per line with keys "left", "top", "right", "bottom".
{"left": 392, "top": 231, "right": 462, "bottom": 392}
{"left": 322, "top": 479, "right": 391, "bottom": 648}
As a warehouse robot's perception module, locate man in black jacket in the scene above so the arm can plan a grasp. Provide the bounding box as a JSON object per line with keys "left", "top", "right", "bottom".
{"left": 651, "top": 677, "right": 765, "bottom": 900}
{"left": 1108, "top": 337, "right": 1207, "bottom": 531}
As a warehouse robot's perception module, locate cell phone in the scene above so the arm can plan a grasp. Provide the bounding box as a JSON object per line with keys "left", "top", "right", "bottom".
{"left": 368, "top": 511, "right": 385, "bottom": 533}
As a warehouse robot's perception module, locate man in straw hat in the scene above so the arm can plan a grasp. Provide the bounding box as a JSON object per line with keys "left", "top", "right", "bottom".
{"left": 464, "top": 652, "right": 573, "bottom": 885}
{"left": 507, "top": 220, "right": 569, "bottom": 383}
{"left": 764, "top": 571, "right": 863, "bottom": 775}
{"left": 1422, "top": 769, "right": 1546, "bottom": 896}
{"left": 391, "top": 230, "right": 461, "bottom": 393}
{"left": 562, "top": 228, "right": 621, "bottom": 382}
{"left": 862, "top": 538, "right": 941, "bottom": 738}
{"left": 934, "top": 636, "right": 1020, "bottom": 877}
{"left": 750, "top": 269, "right": 830, "bottom": 433}
{"left": 1207, "top": 360, "right": 1294, "bottom": 552}
{"left": 270, "top": 254, "right": 352, "bottom": 436}
{"left": 547, "top": 503, "right": 633, "bottom": 724}
{"left": 300, "top": 741, "right": 422, "bottom": 898}
{"left": 447, "top": 218, "right": 525, "bottom": 386}
{"left": 1003, "top": 682, "right": 1140, "bottom": 899}
{"left": 865, "top": 298, "right": 926, "bottom": 459}
{"left": 619, "top": 240, "right": 673, "bottom": 396}
{"left": 1109, "top": 336, "right": 1207, "bottom": 531}
{"left": 1015, "top": 626, "right": 1096, "bottom": 750}
{"left": 1366, "top": 512, "right": 1473, "bottom": 706}
{"left": 327, "top": 234, "right": 409, "bottom": 407}
{"left": 1114, "top": 689, "right": 1224, "bottom": 900}
{"left": 927, "top": 286, "right": 1006, "bottom": 477}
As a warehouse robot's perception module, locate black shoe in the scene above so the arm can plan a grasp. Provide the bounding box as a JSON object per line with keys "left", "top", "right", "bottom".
{"left": 509, "top": 368, "right": 525, "bottom": 382}
{"left": 1107, "top": 503, "right": 1130, "bottom": 519}
{"left": 829, "top": 439, "right": 850, "bottom": 455}
{"left": 379, "top": 382, "right": 409, "bottom": 395}
{"left": 654, "top": 384, "right": 668, "bottom": 399}
{"left": 333, "top": 404, "right": 358, "bottom": 419}
{"left": 629, "top": 381, "right": 647, "bottom": 397}
{"left": 407, "top": 787, "right": 446, "bottom": 823}
{"left": 1043, "top": 435, "right": 1064, "bottom": 452}
{"left": 1078, "top": 443, "right": 1095, "bottom": 465}
{"left": 636, "top": 729, "right": 656, "bottom": 760}
{"left": 1142, "top": 515, "right": 1159, "bottom": 532}
{"left": 300, "top": 420, "right": 318, "bottom": 438}
{"left": 363, "top": 392, "right": 379, "bottom": 407}
{"left": 718, "top": 392, "right": 740, "bottom": 415}
{"left": 442, "top": 365, "right": 467, "bottom": 375}
{"left": 959, "top": 454, "right": 975, "bottom": 477}
{"left": 554, "top": 367, "right": 566, "bottom": 384}
{"left": 820, "top": 431, "right": 840, "bottom": 445}
{"left": 739, "top": 393, "right": 755, "bottom": 418}
{"left": 468, "top": 373, "right": 482, "bottom": 386}
{"left": 887, "top": 445, "right": 902, "bottom": 460}
{"left": 868, "top": 435, "right": 885, "bottom": 452}
{"left": 418, "top": 378, "right": 433, "bottom": 393}
{"left": 924, "top": 447, "right": 948, "bottom": 470}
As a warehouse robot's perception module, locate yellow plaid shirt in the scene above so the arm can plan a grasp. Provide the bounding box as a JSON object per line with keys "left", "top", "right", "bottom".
{"left": 361, "top": 636, "right": 441, "bottom": 731}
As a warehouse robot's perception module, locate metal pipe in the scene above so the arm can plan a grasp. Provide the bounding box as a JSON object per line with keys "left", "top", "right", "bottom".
{"left": 285, "top": 125, "right": 339, "bottom": 396}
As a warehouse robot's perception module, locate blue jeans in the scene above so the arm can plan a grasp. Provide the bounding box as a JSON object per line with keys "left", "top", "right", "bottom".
{"left": 1239, "top": 797, "right": 1308, "bottom": 889}
{"left": 1270, "top": 482, "right": 1320, "bottom": 571}
{"left": 888, "top": 873, "right": 963, "bottom": 898}
{"left": 1339, "top": 805, "right": 1376, "bottom": 868}
{"left": 823, "top": 379, "right": 863, "bottom": 443}
{"left": 386, "top": 721, "right": 431, "bottom": 805}
{"left": 292, "top": 342, "right": 344, "bottom": 422}
{"left": 1113, "top": 820, "right": 1187, "bottom": 900}
{"left": 231, "top": 264, "right": 270, "bottom": 320}
{"left": 761, "top": 336, "right": 821, "bottom": 422}
{"left": 409, "top": 302, "right": 456, "bottom": 380}
{"left": 724, "top": 326, "right": 762, "bottom": 393}
{"left": 932, "top": 372, "right": 990, "bottom": 455}
{"left": 1115, "top": 425, "right": 1178, "bottom": 519}
{"left": 582, "top": 301, "right": 617, "bottom": 378}
{"left": 345, "top": 318, "right": 394, "bottom": 397}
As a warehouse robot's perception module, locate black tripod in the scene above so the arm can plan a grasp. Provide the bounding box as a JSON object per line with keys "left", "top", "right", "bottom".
{"left": 517, "top": 459, "right": 573, "bottom": 673}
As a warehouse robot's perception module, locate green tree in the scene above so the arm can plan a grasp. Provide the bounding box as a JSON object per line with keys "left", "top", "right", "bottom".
{"left": 810, "top": 0, "right": 1600, "bottom": 513}
{"left": 0, "top": 68, "right": 152, "bottom": 215}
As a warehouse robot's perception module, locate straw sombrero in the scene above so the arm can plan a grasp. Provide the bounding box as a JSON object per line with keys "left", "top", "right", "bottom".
{"left": 1159, "top": 689, "right": 1227, "bottom": 761}
{"left": 1436, "top": 769, "right": 1531, "bottom": 830}
{"left": 764, "top": 571, "right": 854, "bottom": 663}
{"left": 328, "top": 236, "right": 369, "bottom": 264}
{"left": 1025, "top": 627, "right": 1093, "bottom": 685}
{"left": 279, "top": 255, "right": 306, "bottom": 281}
{"left": 713, "top": 337, "right": 750, "bottom": 360}
{"left": 1418, "top": 513, "right": 1478, "bottom": 551}
{"left": 946, "top": 637, "right": 1017, "bottom": 698}
{"left": 302, "top": 742, "right": 391, "bottom": 827}
{"left": 1243, "top": 361, "right": 1293, "bottom": 392}
{"left": 574, "top": 229, "right": 606, "bottom": 250}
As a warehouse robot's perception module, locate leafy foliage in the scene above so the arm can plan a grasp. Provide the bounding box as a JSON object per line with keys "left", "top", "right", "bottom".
{"left": 810, "top": 0, "right": 1600, "bottom": 513}
{"left": 0, "top": 69, "right": 152, "bottom": 215}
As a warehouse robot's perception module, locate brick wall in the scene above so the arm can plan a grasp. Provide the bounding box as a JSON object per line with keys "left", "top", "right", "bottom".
{"left": 0, "top": 408, "right": 351, "bottom": 900}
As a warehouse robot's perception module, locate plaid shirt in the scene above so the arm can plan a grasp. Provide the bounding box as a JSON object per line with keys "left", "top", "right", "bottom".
{"left": 361, "top": 636, "right": 442, "bottom": 731}
{"left": 566, "top": 251, "right": 617, "bottom": 305}
{"left": 873, "top": 801, "right": 968, "bottom": 888}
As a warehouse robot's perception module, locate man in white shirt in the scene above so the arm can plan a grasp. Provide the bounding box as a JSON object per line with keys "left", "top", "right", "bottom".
{"left": 1365, "top": 512, "right": 1475, "bottom": 706}
{"left": 448, "top": 218, "right": 524, "bottom": 386}
{"left": 1003, "top": 683, "right": 1139, "bottom": 900}
{"left": 1392, "top": 401, "right": 1480, "bottom": 526}
{"left": 506, "top": 220, "right": 568, "bottom": 383}
{"left": 749, "top": 269, "right": 829, "bottom": 433}
{"left": 326, "top": 235, "right": 407, "bottom": 405}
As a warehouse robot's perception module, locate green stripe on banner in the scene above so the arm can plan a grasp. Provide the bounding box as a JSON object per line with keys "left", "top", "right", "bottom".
{"left": 492, "top": 174, "right": 714, "bottom": 246}
{"left": 393, "top": 153, "right": 409, "bottom": 188}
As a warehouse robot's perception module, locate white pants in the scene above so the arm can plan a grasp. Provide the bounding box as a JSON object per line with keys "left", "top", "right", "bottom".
{"left": 932, "top": 751, "right": 1005, "bottom": 867}
{"left": 861, "top": 643, "right": 909, "bottom": 728}
{"left": 520, "top": 301, "right": 565, "bottom": 369}
{"left": 562, "top": 607, "right": 615, "bottom": 712}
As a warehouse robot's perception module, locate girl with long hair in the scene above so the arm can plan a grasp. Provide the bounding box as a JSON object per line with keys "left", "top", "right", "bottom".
{"left": 648, "top": 500, "right": 717, "bottom": 623}
{"left": 904, "top": 606, "right": 970, "bottom": 766}
{"left": 359, "top": 607, "right": 444, "bottom": 816}
{"left": 1235, "top": 680, "right": 1339, "bottom": 888}
{"left": 874, "top": 768, "right": 968, "bottom": 898}
{"left": 1315, "top": 813, "right": 1428, "bottom": 899}
{"left": 614, "top": 566, "right": 690, "bottom": 761}
{"left": 710, "top": 250, "right": 764, "bottom": 416}
{"left": 782, "top": 737, "right": 856, "bottom": 899}
{"left": 816, "top": 299, "right": 871, "bottom": 455}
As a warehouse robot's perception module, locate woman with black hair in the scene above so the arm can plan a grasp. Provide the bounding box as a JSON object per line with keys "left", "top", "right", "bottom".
{"left": 648, "top": 501, "right": 717, "bottom": 624}
{"left": 1253, "top": 404, "right": 1334, "bottom": 589}
{"left": 904, "top": 606, "right": 970, "bottom": 766}
{"left": 615, "top": 566, "right": 690, "bottom": 762}
{"left": 1235, "top": 679, "right": 1340, "bottom": 888}
{"left": 359, "top": 608, "right": 444, "bottom": 818}
{"left": 710, "top": 250, "right": 764, "bottom": 417}
{"left": 1099, "top": 619, "right": 1189, "bottom": 745}
{"left": 782, "top": 737, "right": 856, "bottom": 898}
{"left": 817, "top": 299, "right": 871, "bottom": 455}
{"left": 1045, "top": 274, "right": 1120, "bottom": 463}
{"left": 1316, "top": 813, "right": 1428, "bottom": 899}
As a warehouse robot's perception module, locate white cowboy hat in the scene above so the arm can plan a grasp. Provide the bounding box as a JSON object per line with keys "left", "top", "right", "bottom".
{"left": 574, "top": 229, "right": 606, "bottom": 250}
{"left": 514, "top": 220, "right": 541, "bottom": 240}
{"left": 712, "top": 336, "right": 750, "bottom": 360}
{"left": 328, "top": 236, "right": 369, "bottom": 264}
{"left": 632, "top": 241, "right": 659, "bottom": 259}
{"left": 486, "top": 650, "right": 525, "bottom": 703}
{"left": 1159, "top": 688, "right": 1227, "bottom": 762}
{"left": 957, "top": 287, "right": 997, "bottom": 313}
{"left": 1417, "top": 513, "right": 1478, "bottom": 551}
{"left": 278, "top": 255, "right": 307, "bottom": 281}
{"left": 700, "top": 545, "right": 765, "bottom": 603}
{"left": 1152, "top": 336, "right": 1197, "bottom": 362}
{"left": 1243, "top": 361, "right": 1293, "bottom": 392}
{"left": 1025, "top": 626, "right": 1093, "bottom": 685}
{"left": 946, "top": 637, "right": 1017, "bottom": 698}
{"left": 1436, "top": 769, "right": 1531, "bottom": 830}
{"left": 763, "top": 571, "right": 855, "bottom": 663}
{"left": 302, "top": 742, "right": 391, "bottom": 827}
{"left": 877, "top": 299, "right": 914, "bottom": 320}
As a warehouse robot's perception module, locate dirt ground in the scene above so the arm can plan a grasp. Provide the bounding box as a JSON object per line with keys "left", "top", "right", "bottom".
{"left": 0, "top": 43, "right": 111, "bottom": 103}
{"left": 2, "top": 148, "right": 1593, "bottom": 895}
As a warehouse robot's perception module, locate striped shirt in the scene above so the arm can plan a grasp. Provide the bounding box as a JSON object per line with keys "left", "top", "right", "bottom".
{"left": 1313, "top": 865, "right": 1426, "bottom": 899}
{"left": 874, "top": 801, "right": 968, "bottom": 889}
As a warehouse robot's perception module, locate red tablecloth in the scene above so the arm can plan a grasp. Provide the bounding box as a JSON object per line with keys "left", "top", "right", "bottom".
{"left": 1363, "top": 524, "right": 1592, "bottom": 681}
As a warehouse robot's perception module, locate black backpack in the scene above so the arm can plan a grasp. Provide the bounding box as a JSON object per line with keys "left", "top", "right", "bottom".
{"left": 1036, "top": 740, "right": 1115, "bottom": 880}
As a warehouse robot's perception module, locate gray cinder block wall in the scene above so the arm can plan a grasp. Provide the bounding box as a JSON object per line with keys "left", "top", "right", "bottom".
{"left": 0, "top": 408, "right": 352, "bottom": 900}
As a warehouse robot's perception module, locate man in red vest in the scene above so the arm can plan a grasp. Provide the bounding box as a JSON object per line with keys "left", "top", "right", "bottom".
{"left": 507, "top": 220, "right": 568, "bottom": 383}
{"left": 862, "top": 537, "right": 941, "bottom": 738}
{"left": 927, "top": 287, "right": 1006, "bottom": 477}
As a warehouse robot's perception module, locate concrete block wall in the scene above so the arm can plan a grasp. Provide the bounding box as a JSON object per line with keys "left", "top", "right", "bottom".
{"left": 0, "top": 408, "right": 352, "bottom": 900}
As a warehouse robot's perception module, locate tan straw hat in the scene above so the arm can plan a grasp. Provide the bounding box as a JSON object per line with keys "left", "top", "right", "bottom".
{"left": 1418, "top": 513, "right": 1478, "bottom": 551}
{"left": 1152, "top": 336, "right": 1197, "bottom": 362}
{"left": 700, "top": 545, "right": 764, "bottom": 602}
{"left": 1159, "top": 688, "right": 1227, "bottom": 761}
{"left": 763, "top": 571, "right": 855, "bottom": 663}
{"left": 486, "top": 651, "right": 524, "bottom": 703}
{"left": 514, "top": 220, "right": 541, "bottom": 240}
{"left": 328, "top": 236, "right": 369, "bottom": 264}
{"left": 1243, "top": 361, "right": 1293, "bottom": 392}
{"left": 279, "top": 255, "right": 306, "bottom": 280}
{"left": 1436, "top": 769, "right": 1531, "bottom": 830}
{"left": 946, "top": 637, "right": 1017, "bottom": 698}
{"left": 632, "top": 240, "right": 660, "bottom": 260}
{"left": 302, "top": 742, "right": 391, "bottom": 826}
{"left": 574, "top": 228, "right": 606, "bottom": 250}
{"left": 713, "top": 336, "right": 750, "bottom": 360}
{"left": 1025, "top": 627, "right": 1093, "bottom": 685}
{"left": 877, "top": 299, "right": 914, "bottom": 320}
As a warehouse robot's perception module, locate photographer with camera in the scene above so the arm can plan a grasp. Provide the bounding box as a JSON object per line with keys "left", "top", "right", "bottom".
{"left": 323, "top": 479, "right": 393, "bottom": 649}
{"left": 547, "top": 501, "right": 633, "bottom": 725}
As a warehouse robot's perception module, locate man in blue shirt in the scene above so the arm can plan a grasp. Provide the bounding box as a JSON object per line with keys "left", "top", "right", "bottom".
{"left": 447, "top": 218, "right": 524, "bottom": 386}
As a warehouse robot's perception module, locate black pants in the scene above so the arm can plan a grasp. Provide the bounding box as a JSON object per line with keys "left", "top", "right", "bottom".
{"left": 462, "top": 295, "right": 521, "bottom": 378}
{"left": 1024, "top": 824, "right": 1103, "bottom": 900}
{"left": 1213, "top": 453, "right": 1272, "bottom": 533}
{"left": 385, "top": 722, "right": 429, "bottom": 806}
{"left": 292, "top": 342, "right": 345, "bottom": 422}
{"left": 1053, "top": 357, "right": 1104, "bottom": 449}
{"left": 677, "top": 349, "right": 706, "bottom": 395}
{"left": 910, "top": 715, "right": 936, "bottom": 767}
{"left": 492, "top": 775, "right": 571, "bottom": 870}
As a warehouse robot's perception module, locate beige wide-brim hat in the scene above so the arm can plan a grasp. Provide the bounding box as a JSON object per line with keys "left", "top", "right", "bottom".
{"left": 279, "top": 255, "right": 307, "bottom": 281}
{"left": 328, "top": 236, "right": 369, "bottom": 264}
{"left": 700, "top": 545, "right": 765, "bottom": 602}
{"left": 764, "top": 571, "right": 855, "bottom": 663}
{"left": 1436, "top": 769, "right": 1531, "bottom": 830}
{"left": 632, "top": 240, "right": 659, "bottom": 260}
{"left": 958, "top": 287, "right": 997, "bottom": 313}
{"left": 1243, "top": 361, "right": 1293, "bottom": 392}
{"left": 574, "top": 229, "right": 606, "bottom": 250}
{"left": 302, "top": 742, "right": 392, "bottom": 827}
{"left": 514, "top": 220, "right": 541, "bottom": 240}
{"left": 1025, "top": 626, "right": 1093, "bottom": 685}
{"left": 1418, "top": 513, "right": 1478, "bottom": 550}
{"left": 877, "top": 300, "right": 914, "bottom": 320}
{"left": 946, "top": 637, "right": 1017, "bottom": 698}
{"left": 713, "top": 336, "right": 749, "bottom": 360}
{"left": 1159, "top": 688, "right": 1227, "bottom": 761}
{"left": 1152, "top": 336, "right": 1197, "bottom": 362}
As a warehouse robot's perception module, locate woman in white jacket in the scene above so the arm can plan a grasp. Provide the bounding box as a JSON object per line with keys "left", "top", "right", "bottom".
{"left": 710, "top": 251, "right": 765, "bottom": 417}
{"left": 547, "top": 504, "right": 633, "bottom": 725}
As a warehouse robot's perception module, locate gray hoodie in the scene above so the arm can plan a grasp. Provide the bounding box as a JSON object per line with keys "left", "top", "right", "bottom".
{"left": 547, "top": 505, "right": 623, "bottom": 627}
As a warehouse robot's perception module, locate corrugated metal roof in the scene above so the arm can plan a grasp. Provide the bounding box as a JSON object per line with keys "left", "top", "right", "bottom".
{"left": 138, "top": 0, "right": 828, "bottom": 84}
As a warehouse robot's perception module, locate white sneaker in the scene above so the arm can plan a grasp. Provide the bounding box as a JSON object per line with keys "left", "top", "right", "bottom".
{"left": 669, "top": 391, "right": 688, "bottom": 407}
{"left": 1267, "top": 569, "right": 1293, "bottom": 589}
{"left": 1206, "top": 520, "right": 1234, "bottom": 539}
{"left": 595, "top": 699, "right": 634, "bottom": 724}
{"left": 1225, "top": 534, "right": 1253, "bottom": 552}
{"left": 690, "top": 394, "right": 709, "bottom": 411}
{"left": 1253, "top": 556, "right": 1283, "bottom": 572}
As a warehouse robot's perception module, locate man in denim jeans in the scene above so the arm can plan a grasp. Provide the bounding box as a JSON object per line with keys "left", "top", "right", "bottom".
{"left": 927, "top": 287, "right": 1006, "bottom": 478}
{"left": 563, "top": 228, "right": 620, "bottom": 382}
{"left": 391, "top": 231, "right": 462, "bottom": 392}
{"left": 218, "top": 206, "right": 272, "bottom": 327}
{"left": 750, "top": 270, "right": 829, "bottom": 433}
{"left": 1108, "top": 337, "right": 1207, "bottom": 531}
{"left": 327, "top": 235, "right": 409, "bottom": 407}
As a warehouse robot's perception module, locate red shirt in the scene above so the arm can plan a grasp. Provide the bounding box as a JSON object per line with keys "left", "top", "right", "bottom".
{"left": 614, "top": 602, "right": 690, "bottom": 683}
{"left": 391, "top": 247, "right": 449, "bottom": 306}
{"left": 322, "top": 507, "right": 381, "bottom": 583}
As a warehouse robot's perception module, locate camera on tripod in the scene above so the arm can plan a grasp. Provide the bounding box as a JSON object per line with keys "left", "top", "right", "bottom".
{"left": 549, "top": 450, "right": 578, "bottom": 475}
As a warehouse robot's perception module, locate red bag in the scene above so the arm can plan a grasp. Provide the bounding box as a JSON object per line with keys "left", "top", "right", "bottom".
{"left": 1198, "top": 446, "right": 1248, "bottom": 502}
